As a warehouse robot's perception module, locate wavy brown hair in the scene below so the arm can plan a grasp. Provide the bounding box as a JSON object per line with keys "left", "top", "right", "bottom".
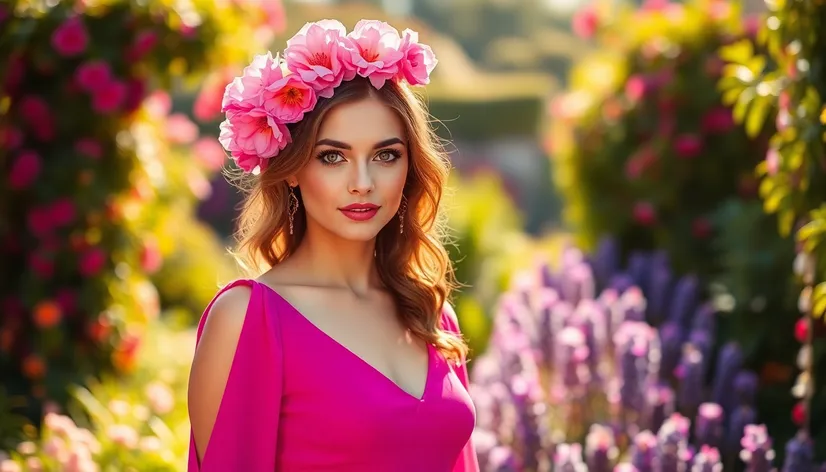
{"left": 226, "top": 76, "right": 468, "bottom": 363}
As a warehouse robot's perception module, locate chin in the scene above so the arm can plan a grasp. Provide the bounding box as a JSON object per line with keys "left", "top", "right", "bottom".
{"left": 332, "top": 223, "right": 386, "bottom": 242}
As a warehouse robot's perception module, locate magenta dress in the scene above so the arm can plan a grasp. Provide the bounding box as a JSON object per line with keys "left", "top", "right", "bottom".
{"left": 188, "top": 279, "right": 480, "bottom": 472}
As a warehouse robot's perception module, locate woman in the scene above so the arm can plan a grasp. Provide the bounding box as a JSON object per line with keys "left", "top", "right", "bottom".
{"left": 187, "top": 19, "right": 479, "bottom": 472}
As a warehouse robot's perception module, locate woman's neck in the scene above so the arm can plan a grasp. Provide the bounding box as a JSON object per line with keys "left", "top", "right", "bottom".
{"left": 286, "top": 227, "right": 381, "bottom": 295}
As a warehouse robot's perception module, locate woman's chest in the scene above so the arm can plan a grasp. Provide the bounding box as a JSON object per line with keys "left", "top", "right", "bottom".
{"left": 277, "top": 315, "right": 476, "bottom": 460}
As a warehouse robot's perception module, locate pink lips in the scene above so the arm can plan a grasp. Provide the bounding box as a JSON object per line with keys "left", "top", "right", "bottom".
{"left": 339, "top": 203, "right": 380, "bottom": 222}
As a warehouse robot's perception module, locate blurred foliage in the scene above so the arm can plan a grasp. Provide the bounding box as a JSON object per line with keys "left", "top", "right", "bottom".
{"left": 717, "top": 0, "right": 826, "bottom": 455}
{"left": 446, "top": 171, "right": 569, "bottom": 359}
{"left": 547, "top": 0, "right": 825, "bottom": 456}
{"left": 0, "top": 0, "right": 276, "bottom": 444}
{"left": 0, "top": 319, "right": 196, "bottom": 471}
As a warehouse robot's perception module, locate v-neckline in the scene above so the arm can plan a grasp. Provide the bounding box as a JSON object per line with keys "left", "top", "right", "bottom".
{"left": 256, "top": 280, "right": 433, "bottom": 402}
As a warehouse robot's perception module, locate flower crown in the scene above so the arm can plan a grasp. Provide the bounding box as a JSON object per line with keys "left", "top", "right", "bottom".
{"left": 217, "top": 19, "right": 438, "bottom": 174}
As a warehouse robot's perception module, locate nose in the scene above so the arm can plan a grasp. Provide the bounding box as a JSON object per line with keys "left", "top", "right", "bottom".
{"left": 347, "top": 160, "right": 375, "bottom": 195}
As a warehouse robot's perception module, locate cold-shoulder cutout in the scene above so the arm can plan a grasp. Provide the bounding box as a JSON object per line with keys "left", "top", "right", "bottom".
{"left": 188, "top": 284, "right": 252, "bottom": 463}
{"left": 187, "top": 279, "right": 284, "bottom": 472}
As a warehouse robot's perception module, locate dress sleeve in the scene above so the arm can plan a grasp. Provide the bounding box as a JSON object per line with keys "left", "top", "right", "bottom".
{"left": 440, "top": 303, "right": 481, "bottom": 472}
{"left": 188, "top": 279, "right": 283, "bottom": 472}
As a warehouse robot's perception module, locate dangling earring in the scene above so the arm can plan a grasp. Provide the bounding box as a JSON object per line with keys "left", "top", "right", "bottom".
{"left": 398, "top": 195, "right": 407, "bottom": 234}
{"left": 288, "top": 185, "right": 299, "bottom": 235}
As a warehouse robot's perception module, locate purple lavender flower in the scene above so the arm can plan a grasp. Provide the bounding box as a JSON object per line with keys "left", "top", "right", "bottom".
{"left": 694, "top": 403, "right": 724, "bottom": 449}
{"left": 628, "top": 251, "right": 651, "bottom": 294}
{"left": 654, "top": 413, "right": 691, "bottom": 472}
{"left": 619, "top": 286, "right": 648, "bottom": 323}
{"left": 739, "top": 424, "right": 775, "bottom": 472}
{"left": 726, "top": 406, "right": 757, "bottom": 458}
{"left": 674, "top": 345, "right": 705, "bottom": 415}
{"left": 554, "top": 443, "right": 589, "bottom": 472}
{"left": 630, "top": 430, "right": 658, "bottom": 472}
{"left": 585, "top": 424, "right": 619, "bottom": 472}
{"left": 614, "top": 322, "right": 651, "bottom": 412}
{"left": 646, "top": 262, "right": 673, "bottom": 325}
{"left": 692, "top": 445, "right": 723, "bottom": 472}
{"left": 688, "top": 330, "right": 713, "bottom": 376}
{"left": 592, "top": 236, "right": 621, "bottom": 290}
{"left": 658, "top": 322, "right": 684, "bottom": 383}
{"left": 781, "top": 433, "right": 815, "bottom": 472}
{"left": 733, "top": 370, "right": 759, "bottom": 408}
{"left": 668, "top": 274, "right": 699, "bottom": 328}
{"left": 691, "top": 303, "right": 717, "bottom": 339}
{"left": 644, "top": 384, "right": 675, "bottom": 434}
{"left": 615, "top": 465, "right": 642, "bottom": 472}
{"left": 611, "top": 273, "right": 636, "bottom": 294}
{"left": 555, "top": 326, "right": 591, "bottom": 391}
{"left": 560, "top": 262, "right": 596, "bottom": 305}
{"left": 536, "top": 288, "right": 561, "bottom": 366}
{"left": 487, "top": 445, "right": 520, "bottom": 472}
{"left": 509, "top": 373, "right": 544, "bottom": 471}
{"left": 712, "top": 342, "right": 744, "bottom": 412}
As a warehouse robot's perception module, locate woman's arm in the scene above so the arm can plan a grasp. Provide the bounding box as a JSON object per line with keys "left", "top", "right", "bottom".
{"left": 441, "top": 303, "right": 481, "bottom": 472}
{"left": 188, "top": 285, "right": 251, "bottom": 462}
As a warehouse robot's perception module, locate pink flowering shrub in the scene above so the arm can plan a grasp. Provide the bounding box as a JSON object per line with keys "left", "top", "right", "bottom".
{"left": 549, "top": 0, "right": 769, "bottom": 278}
{"left": 0, "top": 0, "right": 280, "bottom": 445}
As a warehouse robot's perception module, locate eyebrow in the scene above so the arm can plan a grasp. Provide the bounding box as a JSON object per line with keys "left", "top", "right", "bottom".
{"left": 315, "top": 137, "right": 405, "bottom": 150}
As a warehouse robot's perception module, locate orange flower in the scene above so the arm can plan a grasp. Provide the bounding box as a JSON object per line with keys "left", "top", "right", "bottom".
{"left": 33, "top": 300, "right": 62, "bottom": 328}
{"left": 22, "top": 355, "right": 46, "bottom": 379}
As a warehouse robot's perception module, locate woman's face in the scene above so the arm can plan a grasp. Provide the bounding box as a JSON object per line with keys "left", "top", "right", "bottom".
{"left": 294, "top": 95, "right": 409, "bottom": 242}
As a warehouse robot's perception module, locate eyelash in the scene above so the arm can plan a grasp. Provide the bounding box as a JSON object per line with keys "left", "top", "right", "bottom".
{"left": 315, "top": 149, "right": 403, "bottom": 166}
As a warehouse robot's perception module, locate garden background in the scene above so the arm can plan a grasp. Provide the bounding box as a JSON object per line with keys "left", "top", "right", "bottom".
{"left": 1, "top": 0, "right": 825, "bottom": 470}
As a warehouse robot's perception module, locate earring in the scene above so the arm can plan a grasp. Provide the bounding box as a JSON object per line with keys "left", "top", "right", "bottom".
{"left": 288, "top": 185, "right": 299, "bottom": 235}
{"left": 398, "top": 195, "right": 407, "bottom": 234}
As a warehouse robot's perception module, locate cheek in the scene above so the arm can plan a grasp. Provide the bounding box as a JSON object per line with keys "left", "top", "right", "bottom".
{"left": 297, "top": 167, "right": 339, "bottom": 212}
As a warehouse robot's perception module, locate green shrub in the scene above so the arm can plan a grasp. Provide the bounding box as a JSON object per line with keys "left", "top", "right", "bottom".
{"left": 718, "top": 0, "right": 826, "bottom": 457}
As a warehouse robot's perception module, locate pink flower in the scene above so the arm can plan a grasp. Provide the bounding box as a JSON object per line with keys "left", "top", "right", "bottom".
{"left": 218, "top": 109, "right": 291, "bottom": 172}
{"left": 19, "top": 96, "right": 55, "bottom": 142}
{"left": 346, "top": 20, "right": 404, "bottom": 89}
{"left": 625, "top": 147, "right": 657, "bottom": 179}
{"left": 79, "top": 247, "right": 106, "bottom": 277}
{"left": 692, "top": 217, "right": 712, "bottom": 239}
{"left": 55, "top": 289, "right": 77, "bottom": 316}
{"left": 284, "top": 20, "right": 356, "bottom": 99}
{"left": 765, "top": 147, "right": 780, "bottom": 175}
{"left": 51, "top": 17, "right": 88, "bottom": 57}
{"left": 92, "top": 80, "right": 126, "bottom": 113}
{"left": 572, "top": 5, "right": 599, "bottom": 39}
{"left": 123, "top": 79, "right": 148, "bottom": 113}
{"left": 262, "top": 74, "right": 318, "bottom": 123}
{"left": 193, "top": 137, "right": 228, "bottom": 170}
{"left": 140, "top": 236, "right": 163, "bottom": 274}
{"left": 30, "top": 253, "right": 54, "bottom": 279}
{"left": 632, "top": 201, "right": 657, "bottom": 226}
{"left": 75, "top": 60, "right": 111, "bottom": 92}
{"left": 126, "top": 30, "right": 158, "bottom": 61}
{"left": 701, "top": 107, "right": 734, "bottom": 133}
{"left": 625, "top": 75, "right": 650, "bottom": 102}
{"left": 145, "top": 381, "right": 175, "bottom": 415}
{"left": 0, "top": 126, "right": 23, "bottom": 150}
{"left": 674, "top": 133, "right": 703, "bottom": 158}
{"left": 222, "top": 52, "right": 284, "bottom": 113}
{"left": 49, "top": 199, "right": 76, "bottom": 226}
{"left": 395, "top": 29, "right": 437, "bottom": 86}
{"left": 145, "top": 90, "right": 172, "bottom": 117}
{"left": 166, "top": 113, "right": 199, "bottom": 144}
{"left": 75, "top": 138, "right": 103, "bottom": 159}
{"left": 8, "top": 150, "right": 42, "bottom": 190}
{"left": 27, "top": 205, "right": 53, "bottom": 236}
{"left": 194, "top": 71, "right": 231, "bottom": 122}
